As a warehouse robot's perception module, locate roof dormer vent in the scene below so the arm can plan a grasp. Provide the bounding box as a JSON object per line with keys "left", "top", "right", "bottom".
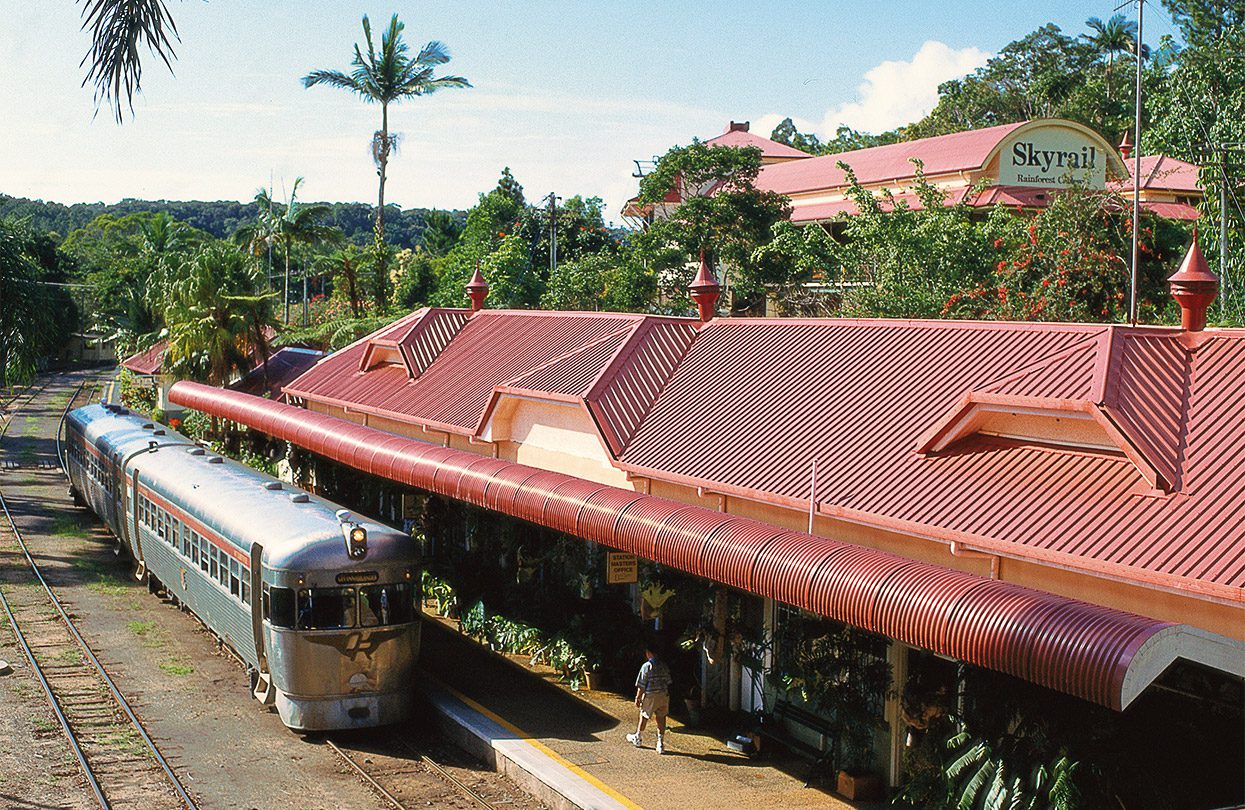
{"left": 727, "top": 121, "right": 749, "bottom": 133}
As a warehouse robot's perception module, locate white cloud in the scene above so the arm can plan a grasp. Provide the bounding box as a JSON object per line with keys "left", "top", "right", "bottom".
{"left": 764, "top": 41, "right": 990, "bottom": 140}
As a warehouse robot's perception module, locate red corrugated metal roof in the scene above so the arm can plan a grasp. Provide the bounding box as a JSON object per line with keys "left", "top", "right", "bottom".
{"left": 229, "top": 347, "right": 323, "bottom": 401}
{"left": 171, "top": 381, "right": 1236, "bottom": 711}
{"left": 279, "top": 303, "right": 1244, "bottom": 606}
{"left": 756, "top": 122, "right": 1026, "bottom": 196}
{"left": 122, "top": 339, "right": 168, "bottom": 375}
{"left": 704, "top": 127, "right": 814, "bottom": 161}
{"left": 618, "top": 319, "right": 1245, "bottom": 601}
{"left": 1113, "top": 155, "right": 1202, "bottom": 193}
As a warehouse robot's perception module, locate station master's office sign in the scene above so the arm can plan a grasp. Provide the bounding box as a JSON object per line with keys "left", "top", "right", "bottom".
{"left": 997, "top": 123, "right": 1110, "bottom": 190}
{"left": 607, "top": 552, "right": 638, "bottom": 585}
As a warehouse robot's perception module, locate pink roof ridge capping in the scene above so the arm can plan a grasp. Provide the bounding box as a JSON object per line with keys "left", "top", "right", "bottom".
{"left": 689, "top": 252, "right": 721, "bottom": 322}
{"left": 1168, "top": 230, "right": 1218, "bottom": 332}
{"left": 466, "top": 263, "right": 490, "bottom": 312}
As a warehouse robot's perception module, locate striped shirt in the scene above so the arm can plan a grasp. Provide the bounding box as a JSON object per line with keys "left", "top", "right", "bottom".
{"left": 636, "top": 658, "right": 672, "bottom": 695}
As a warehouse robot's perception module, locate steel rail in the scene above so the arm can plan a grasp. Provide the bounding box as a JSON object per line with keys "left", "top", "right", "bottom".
{"left": 0, "top": 373, "right": 199, "bottom": 809}
{"left": 0, "top": 564, "right": 109, "bottom": 809}
{"left": 324, "top": 738, "right": 408, "bottom": 810}
{"left": 392, "top": 734, "right": 497, "bottom": 810}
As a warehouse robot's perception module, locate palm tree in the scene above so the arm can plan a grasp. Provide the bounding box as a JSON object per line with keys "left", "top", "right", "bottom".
{"left": 235, "top": 178, "right": 342, "bottom": 324}
{"left": 302, "top": 14, "right": 470, "bottom": 300}
{"left": 315, "top": 246, "right": 368, "bottom": 318}
{"left": 1084, "top": 14, "right": 1149, "bottom": 100}
{"left": 78, "top": 0, "right": 179, "bottom": 122}
{"left": 164, "top": 244, "right": 276, "bottom": 386}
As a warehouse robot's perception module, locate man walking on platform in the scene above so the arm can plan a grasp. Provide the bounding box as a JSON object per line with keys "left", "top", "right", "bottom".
{"left": 627, "top": 644, "right": 671, "bottom": 754}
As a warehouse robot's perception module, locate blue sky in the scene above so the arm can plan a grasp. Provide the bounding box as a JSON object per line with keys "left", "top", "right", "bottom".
{"left": 0, "top": 2, "right": 1176, "bottom": 224}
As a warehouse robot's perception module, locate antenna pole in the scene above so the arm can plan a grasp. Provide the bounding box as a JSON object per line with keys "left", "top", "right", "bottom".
{"left": 807, "top": 461, "right": 818, "bottom": 534}
{"left": 1129, "top": 0, "right": 1144, "bottom": 325}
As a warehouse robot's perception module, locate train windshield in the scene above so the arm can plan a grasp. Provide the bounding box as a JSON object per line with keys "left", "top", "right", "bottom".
{"left": 359, "top": 583, "right": 414, "bottom": 627}
{"left": 266, "top": 583, "right": 414, "bottom": 630}
{"left": 297, "top": 588, "right": 355, "bottom": 630}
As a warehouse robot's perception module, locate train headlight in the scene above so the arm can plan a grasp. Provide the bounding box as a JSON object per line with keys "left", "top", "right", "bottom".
{"left": 348, "top": 525, "right": 368, "bottom": 559}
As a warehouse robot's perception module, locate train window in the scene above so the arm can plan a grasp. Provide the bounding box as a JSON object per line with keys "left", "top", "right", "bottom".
{"left": 297, "top": 588, "right": 356, "bottom": 630}
{"left": 198, "top": 539, "right": 209, "bottom": 573}
{"left": 209, "top": 547, "right": 218, "bottom": 581}
{"left": 359, "top": 583, "right": 414, "bottom": 627}
{"left": 228, "top": 559, "right": 240, "bottom": 599}
{"left": 240, "top": 569, "right": 250, "bottom": 605}
{"left": 268, "top": 586, "right": 296, "bottom": 628}
{"left": 190, "top": 533, "right": 199, "bottom": 565}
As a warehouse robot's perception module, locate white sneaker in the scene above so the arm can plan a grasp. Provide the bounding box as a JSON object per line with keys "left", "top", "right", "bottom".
{"left": 655, "top": 735, "right": 665, "bottom": 754}
{"left": 626, "top": 732, "right": 642, "bottom": 747}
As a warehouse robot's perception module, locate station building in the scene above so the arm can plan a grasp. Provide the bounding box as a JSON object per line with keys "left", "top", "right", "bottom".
{"left": 171, "top": 243, "right": 1244, "bottom": 798}
{"left": 623, "top": 118, "right": 1203, "bottom": 226}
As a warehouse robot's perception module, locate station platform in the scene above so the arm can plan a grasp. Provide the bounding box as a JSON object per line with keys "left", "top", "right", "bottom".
{"left": 416, "top": 616, "right": 877, "bottom": 810}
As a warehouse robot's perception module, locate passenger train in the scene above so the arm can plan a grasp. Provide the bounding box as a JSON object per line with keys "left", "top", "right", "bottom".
{"left": 63, "top": 402, "right": 420, "bottom": 731}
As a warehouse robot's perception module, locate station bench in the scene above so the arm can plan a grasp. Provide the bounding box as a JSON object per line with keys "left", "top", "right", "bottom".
{"left": 755, "top": 699, "right": 838, "bottom": 787}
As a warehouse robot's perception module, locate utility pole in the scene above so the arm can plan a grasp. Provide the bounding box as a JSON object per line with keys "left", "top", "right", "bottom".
{"left": 543, "top": 192, "right": 560, "bottom": 276}
{"left": 1129, "top": 0, "right": 1143, "bottom": 325}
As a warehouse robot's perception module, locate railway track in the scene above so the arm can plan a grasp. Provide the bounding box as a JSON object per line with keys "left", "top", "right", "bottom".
{"left": 0, "top": 372, "right": 198, "bottom": 809}
{"left": 326, "top": 730, "right": 547, "bottom": 810}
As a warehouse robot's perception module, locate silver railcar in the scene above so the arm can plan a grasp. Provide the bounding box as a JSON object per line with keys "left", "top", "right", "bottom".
{"left": 64, "top": 403, "right": 419, "bottom": 731}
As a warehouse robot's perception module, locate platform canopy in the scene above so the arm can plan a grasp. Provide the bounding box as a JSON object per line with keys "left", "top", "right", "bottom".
{"left": 170, "top": 381, "right": 1244, "bottom": 711}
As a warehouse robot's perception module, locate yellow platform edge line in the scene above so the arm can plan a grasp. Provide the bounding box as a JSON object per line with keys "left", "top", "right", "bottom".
{"left": 427, "top": 673, "right": 645, "bottom": 810}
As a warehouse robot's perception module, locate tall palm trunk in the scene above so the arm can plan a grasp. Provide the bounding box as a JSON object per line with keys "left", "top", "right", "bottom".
{"left": 374, "top": 103, "right": 389, "bottom": 310}
{"left": 283, "top": 242, "right": 291, "bottom": 324}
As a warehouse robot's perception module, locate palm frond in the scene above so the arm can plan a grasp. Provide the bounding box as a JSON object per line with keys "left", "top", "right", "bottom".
{"left": 301, "top": 68, "right": 362, "bottom": 94}
{"left": 78, "top": 0, "right": 179, "bottom": 122}
{"left": 414, "top": 40, "right": 452, "bottom": 66}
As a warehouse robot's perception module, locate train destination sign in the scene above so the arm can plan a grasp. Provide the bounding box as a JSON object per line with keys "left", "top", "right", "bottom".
{"left": 606, "top": 552, "right": 638, "bottom": 584}
{"left": 336, "top": 570, "right": 380, "bottom": 585}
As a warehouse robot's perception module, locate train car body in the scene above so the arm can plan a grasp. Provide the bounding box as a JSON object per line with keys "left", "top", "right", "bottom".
{"left": 64, "top": 403, "right": 419, "bottom": 732}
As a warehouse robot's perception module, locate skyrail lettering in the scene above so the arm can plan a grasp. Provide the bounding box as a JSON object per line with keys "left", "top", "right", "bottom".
{"left": 1011, "top": 143, "right": 1097, "bottom": 173}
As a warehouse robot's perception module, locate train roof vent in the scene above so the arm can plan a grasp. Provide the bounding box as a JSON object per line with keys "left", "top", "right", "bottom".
{"left": 289, "top": 493, "right": 310, "bottom": 504}
{"left": 187, "top": 447, "right": 205, "bottom": 456}
{"left": 142, "top": 423, "right": 154, "bottom": 430}
{"left": 207, "top": 456, "right": 224, "bottom": 464}
{"left": 264, "top": 481, "right": 283, "bottom": 491}
{"left": 152, "top": 429, "right": 166, "bottom": 436}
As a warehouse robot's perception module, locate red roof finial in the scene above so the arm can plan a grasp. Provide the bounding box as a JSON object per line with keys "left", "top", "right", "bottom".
{"left": 1119, "top": 130, "right": 1133, "bottom": 160}
{"left": 689, "top": 251, "right": 721, "bottom": 323}
{"left": 1168, "top": 229, "right": 1218, "bottom": 332}
{"left": 466, "top": 263, "right": 490, "bottom": 312}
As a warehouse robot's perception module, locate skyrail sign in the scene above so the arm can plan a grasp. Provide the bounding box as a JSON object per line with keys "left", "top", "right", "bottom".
{"left": 998, "top": 126, "right": 1108, "bottom": 189}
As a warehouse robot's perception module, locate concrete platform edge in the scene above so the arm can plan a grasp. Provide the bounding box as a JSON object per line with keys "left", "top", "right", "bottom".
{"left": 417, "top": 675, "right": 636, "bottom": 810}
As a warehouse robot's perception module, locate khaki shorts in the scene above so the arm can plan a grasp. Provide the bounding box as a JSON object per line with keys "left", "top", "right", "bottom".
{"left": 640, "top": 691, "right": 670, "bottom": 719}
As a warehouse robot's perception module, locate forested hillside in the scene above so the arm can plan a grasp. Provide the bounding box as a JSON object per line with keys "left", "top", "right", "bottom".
{"left": 0, "top": 194, "right": 461, "bottom": 249}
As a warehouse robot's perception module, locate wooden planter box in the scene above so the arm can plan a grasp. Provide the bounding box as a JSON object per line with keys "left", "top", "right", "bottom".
{"left": 836, "top": 769, "right": 883, "bottom": 801}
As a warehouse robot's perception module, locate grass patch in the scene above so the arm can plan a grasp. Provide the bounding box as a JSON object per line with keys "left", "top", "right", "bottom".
{"left": 127, "top": 620, "right": 163, "bottom": 648}
{"left": 97, "top": 729, "right": 150, "bottom": 758}
{"left": 159, "top": 658, "right": 193, "bottom": 676}
{"left": 31, "top": 717, "right": 57, "bottom": 733}
{"left": 53, "top": 648, "right": 82, "bottom": 665}
{"left": 74, "top": 557, "right": 131, "bottom": 597}
{"left": 52, "top": 516, "right": 91, "bottom": 540}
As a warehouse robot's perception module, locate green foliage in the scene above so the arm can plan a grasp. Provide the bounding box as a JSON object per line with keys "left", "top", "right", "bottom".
{"left": 0, "top": 195, "right": 446, "bottom": 250}
{"left": 637, "top": 141, "right": 791, "bottom": 310}
{"left": 164, "top": 243, "right": 277, "bottom": 384}
{"left": 421, "top": 209, "right": 463, "bottom": 257}
{"left": 770, "top": 118, "right": 902, "bottom": 156}
{"left": 0, "top": 218, "right": 79, "bottom": 386}
{"left": 1146, "top": 22, "right": 1245, "bottom": 323}
{"left": 541, "top": 250, "right": 655, "bottom": 312}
